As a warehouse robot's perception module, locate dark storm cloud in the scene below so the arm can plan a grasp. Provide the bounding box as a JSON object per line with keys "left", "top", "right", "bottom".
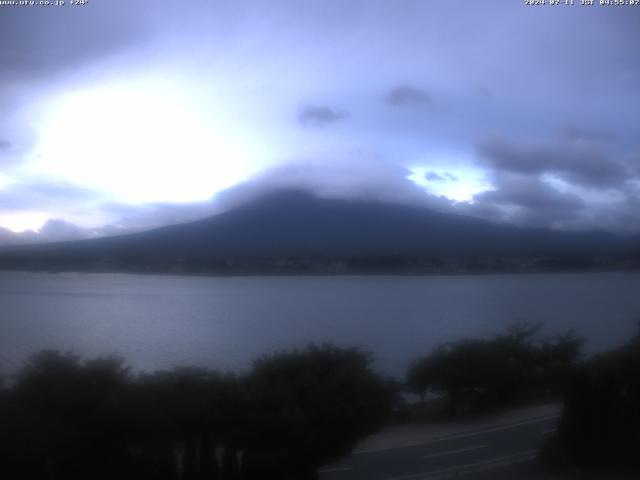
{"left": 470, "top": 174, "right": 586, "bottom": 228}
{"left": 385, "top": 85, "right": 431, "bottom": 107}
{"left": 298, "top": 106, "right": 349, "bottom": 127}
{"left": 476, "top": 175, "right": 584, "bottom": 211}
{"left": 554, "top": 185, "right": 640, "bottom": 234}
{"left": 478, "top": 137, "right": 629, "bottom": 189}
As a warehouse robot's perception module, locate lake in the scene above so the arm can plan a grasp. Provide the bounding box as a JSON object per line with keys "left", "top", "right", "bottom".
{"left": 1, "top": 271, "right": 639, "bottom": 378}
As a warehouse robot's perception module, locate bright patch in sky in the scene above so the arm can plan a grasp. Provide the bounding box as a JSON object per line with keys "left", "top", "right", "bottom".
{"left": 408, "top": 166, "right": 490, "bottom": 202}
{"left": 0, "top": 173, "right": 13, "bottom": 190}
{"left": 1, "top": 212, "right": 49, "bottom": 233}
{"left": 33, "top": 84, "right": 252, "bottom": 204}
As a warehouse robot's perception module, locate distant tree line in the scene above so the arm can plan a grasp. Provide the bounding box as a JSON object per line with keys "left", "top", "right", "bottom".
{"left": 2, "top": 251, "right": 639, "bottom": 275}
{"left": 0, "top": 345, "right": 394, "bottom": 480}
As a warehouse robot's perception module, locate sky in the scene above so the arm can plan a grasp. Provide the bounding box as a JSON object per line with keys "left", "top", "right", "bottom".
{"left": 1, "top": 0, "right": 639, "bottom": 244}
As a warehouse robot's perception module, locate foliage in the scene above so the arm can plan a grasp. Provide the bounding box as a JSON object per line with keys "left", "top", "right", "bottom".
{"left": 406, "top": 323, "right": 583, "bottom": 417}
{"left": 0, "top": 344, "right": 394, "bottom": 480}
{"left": 4, "top": 351, "right": 133, "bottom": 479}
{"left": 243, "top": 344, "right": 394, "bottom": 477}
{"left": 553, "top": 329, "right": 640, "bottom": 469}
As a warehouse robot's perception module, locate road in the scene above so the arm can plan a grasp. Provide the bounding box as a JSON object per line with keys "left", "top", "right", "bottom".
{"left": 318, "top": 412, "right": 560, "bottom": 480}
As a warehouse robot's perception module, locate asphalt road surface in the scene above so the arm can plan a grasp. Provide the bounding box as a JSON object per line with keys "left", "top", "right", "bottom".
{"left": 318, "top": 412, "right": 560, "bottom": 480}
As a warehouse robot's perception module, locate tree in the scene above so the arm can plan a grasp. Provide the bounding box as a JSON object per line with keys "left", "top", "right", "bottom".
{"left": 6, "top": 351, "right": 133, "bottom": 480}
{"left": 243, "top": 344, "right": 394, "bottom": 479}
{"left": 555, "top": 330, "right": 640, "bottom": 469}
{"left": 406, "top": 323, "right": 583, "bottom": 417}
{"left": 0, "top": 345, "right": 394, "bottom": 480}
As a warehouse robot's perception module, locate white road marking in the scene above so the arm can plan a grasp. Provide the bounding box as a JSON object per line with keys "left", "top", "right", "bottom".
{"left": 423, "top": 444, "right": 488, "bottom": 459}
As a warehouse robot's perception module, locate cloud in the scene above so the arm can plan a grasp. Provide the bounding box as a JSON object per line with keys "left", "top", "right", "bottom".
{"left": 425, "top": 171, "right": 458, "bottom": 182}
{"left": 1, "top": 1, "right": 639, "bottom": 238}
{"left": 0, "top": 219, "right": 90, "bottom": 246}
{"left": 478, "top": 137, "right": 629, "bottom": 189}
{"left": 0, "top": 150, "right": 460, "bottom": 244}
{"left": 477, "top": 174, "right": 584, "bottom": 211}
{"left": 0, "top": 227, "right": 28, "bottom": 246}
{"left": 0, "top": 213, "right": 182, "bottom": 246}
{"left": 0, "top": 178, "right": 104, "bottom": 211}
{"left": 545, "top": 184, "right": 640, "bottom": 234}
{"left": 562, "top": 126, "right": 616, "bottom": 144}
{"left": 298, "top": 106, "right": 349, "bottom": 127}
{"left": 215, "top": 149, "right": 453, "bottom": 213}
{"left": 631, "top": 159, "right": 640, "bottom": 178}
{"left": 97, "top": 200, "right": 222, "bottom": 232}
{"left": 385, "top": 85, "right": 431, "bottom": 107}
{"left": 0, "top": 1, "right": 151, "bottom": 172}
{"left": 0, "top": 125, "right": 37, "bottom": 168}
{"left": 37, "top": 219, "right": 92, "bottom": 243}
{"left": 469, "top": 173, "right": 586, "bottom": 228}
{"left": 0, "top": 214, "right": 175, "bottom": 247}
{"left": 425, "top": 172, "right": 444, "bottom": 182}
{"left": 0, "top": 3, "right": 147, "bottom": 87}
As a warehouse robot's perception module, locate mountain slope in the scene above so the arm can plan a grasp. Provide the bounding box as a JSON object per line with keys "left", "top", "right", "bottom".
{"left": 0, "top": 190, "right": 637, "bottom": 272}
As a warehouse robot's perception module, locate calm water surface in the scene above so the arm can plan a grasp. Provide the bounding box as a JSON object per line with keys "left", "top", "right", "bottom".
{"left": 1, "top": 271, "right": 639, "bottom": 377}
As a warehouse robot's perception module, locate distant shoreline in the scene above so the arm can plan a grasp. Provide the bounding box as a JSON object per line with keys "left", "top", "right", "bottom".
{"left": 1, "top": 265, "right": 638, "bottom": 278}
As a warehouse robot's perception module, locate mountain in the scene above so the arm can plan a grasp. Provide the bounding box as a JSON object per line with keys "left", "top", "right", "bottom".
{"left": 0, "top": 190, "right": 638, "bottom": 273}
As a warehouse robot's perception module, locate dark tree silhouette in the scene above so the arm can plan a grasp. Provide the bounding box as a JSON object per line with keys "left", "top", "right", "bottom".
{"left": 5, "top": 351, "right": 133, "bottom": 479}
{"left": 406, "top": 323, "right": 583, "bottom": 417}
{"left": 128, "top": 366, "right": 243, "bottom": 480}
{"left": 553, "top": 327, "right": 640, "bottom": 469}
{"left": 0, "top": 344, "right": 393, "bottom": 480}
{"left": 241, "top": 344, "right": 395, "bottom": 479}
